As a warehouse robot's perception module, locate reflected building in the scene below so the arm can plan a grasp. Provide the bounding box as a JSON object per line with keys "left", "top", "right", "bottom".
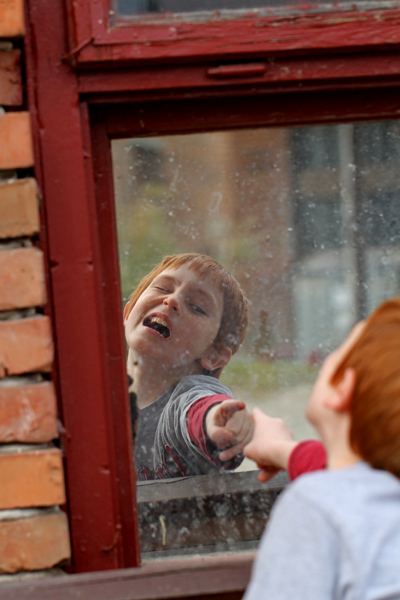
{"left": 113, "top": 121, "right": 400, "bottom": 365}
{"left": 291, "top": 123, "right": 400, "bottom": 358}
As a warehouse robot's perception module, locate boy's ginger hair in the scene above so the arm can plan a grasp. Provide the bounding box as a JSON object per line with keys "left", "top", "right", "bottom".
{"left": 124, "top": 253, "right": 249, "bottom": 356}
{"left": 332, "top": 296, "right": 400, "bottom": 477}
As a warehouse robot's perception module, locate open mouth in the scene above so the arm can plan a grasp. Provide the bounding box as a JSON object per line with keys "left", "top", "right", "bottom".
{"left": 143, "top": 316, "right": 171, "bottom": 339}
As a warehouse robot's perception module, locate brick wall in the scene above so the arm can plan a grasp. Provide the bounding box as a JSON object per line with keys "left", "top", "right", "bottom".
{"left": 0, "top": 0, "right": 71, "bottom": 579}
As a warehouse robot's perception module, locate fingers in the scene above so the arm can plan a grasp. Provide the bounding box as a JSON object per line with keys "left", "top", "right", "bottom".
{"left": 219, "top": 440, "right": 247, "bottom": 462}
{"left": 258, "top": 468, "right": 279, "bottom": 483}
{"left": 251, "top": 409, "right": 295, "bottom": 443}
{"left": 218, "top": 423, "right": 253, "bottom": 460}
{"left": 218, "top": 399, "right": 246, "bottom": 424}
{"left": 207, "top": 399, "right": 254, "bottom": 460}
{"left": 243, "top": 438, "right": 257, "bottom": 460}
{"left": 218, "top": 447, "right": 239, "bottom": 462}
{"left": 252, "top": 407, "right": 264, "bottom": 419}
{"left": 219, "top": 438, "right": 247, "bottom": 461}
{"left": 213, "top": 429, "right": 234, "bottom": 450}
{"left": 216, "top": 405, "right": 296, "bottom": 480}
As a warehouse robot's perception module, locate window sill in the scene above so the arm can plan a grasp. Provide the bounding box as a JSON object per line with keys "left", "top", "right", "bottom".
{"left": 0, "top": 551, "right": 257, "bottom": 600}
{"left": 137, "top": 469, "right": 288, "bottom": 557}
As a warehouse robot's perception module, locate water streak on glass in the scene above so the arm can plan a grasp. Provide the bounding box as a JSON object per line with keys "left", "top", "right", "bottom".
{"left": 112, "top": 122, "right": 400, "bottom": 449}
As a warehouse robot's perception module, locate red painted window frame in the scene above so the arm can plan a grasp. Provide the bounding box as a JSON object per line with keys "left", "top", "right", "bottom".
{"left": 80, "top": 83, "right": 400, "bottom": 575}
{"left": 24, "top": 0, "right": 400, "bottom": 580}
{"left": 64, "top": 2, "right": 400, "bottom": 65}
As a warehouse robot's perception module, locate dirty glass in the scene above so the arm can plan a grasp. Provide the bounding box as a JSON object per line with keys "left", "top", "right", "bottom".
{"left": 114, "top": 0, "right": 398, "bottom": 19}
{"left": 112, "top": 121, "right": 400, "bottom": 556}
{"left": 113, "top": 120, "right": 400, "bottom": 454}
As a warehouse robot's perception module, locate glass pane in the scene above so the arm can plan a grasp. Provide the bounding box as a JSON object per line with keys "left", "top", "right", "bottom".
{"left": 115, "top": 0, "right": 397, "bottom": 18}
{"left": 113, "top": 120, "right": 400, "bottom": 559}
{"left": 112, "top": 120, "right": 400, "bottom": 472}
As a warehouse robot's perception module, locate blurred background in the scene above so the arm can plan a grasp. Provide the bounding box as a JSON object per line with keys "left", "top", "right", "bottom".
{"left": 112, "top": 122, "right": 400, "bottom": 467}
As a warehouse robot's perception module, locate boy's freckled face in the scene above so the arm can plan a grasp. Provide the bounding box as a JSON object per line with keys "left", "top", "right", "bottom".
{"left": 124, "top": 265, "right": 224, "bottom": 371}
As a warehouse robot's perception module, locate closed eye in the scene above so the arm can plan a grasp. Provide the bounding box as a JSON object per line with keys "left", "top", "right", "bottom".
{"left": 191, "top": 304, "right": 206, "bottom": 315}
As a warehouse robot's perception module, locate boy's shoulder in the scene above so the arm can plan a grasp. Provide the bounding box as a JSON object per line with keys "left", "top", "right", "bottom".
{"left": 288, "top": 461, "right": 400, "bottom": 514}
{"left": 173, "top": 374, "right": 232, "bottom": 400}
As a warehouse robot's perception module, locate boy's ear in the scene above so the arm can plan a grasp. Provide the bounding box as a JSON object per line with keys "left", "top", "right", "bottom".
{"left": 325, "top": 368, "right": 357, "bottom": 412}
{"left": 123, "top": 303, "right": 130, "bottom": 325}
{"left": 201, "top": 346, "right": 232, "bottom": 372}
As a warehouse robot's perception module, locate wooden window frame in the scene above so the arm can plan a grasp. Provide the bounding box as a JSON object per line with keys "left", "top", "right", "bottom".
{"left": 22, "top": 0, "right": 400, "bottom": 592}
{"left": 65, "top": 1, "right": 400, "bottom": 66}
{"left": 0, "top": 552, "right": 255, "bottom": 599}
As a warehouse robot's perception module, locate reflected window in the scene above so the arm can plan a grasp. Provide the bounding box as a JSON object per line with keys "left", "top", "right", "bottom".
{"left": 112, "top": 120, "right": 400, "bottom": 461}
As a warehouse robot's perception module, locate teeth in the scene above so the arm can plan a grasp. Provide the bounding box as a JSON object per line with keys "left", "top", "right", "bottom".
{"left": 150, "top": 316, "right": 168, "bottom": 327}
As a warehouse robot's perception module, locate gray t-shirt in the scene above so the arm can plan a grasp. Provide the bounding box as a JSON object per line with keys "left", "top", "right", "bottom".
{"left": 244, "top": 461, "right": 400, "bottom": 600}
{"left": 135, "top": 374, "right": 233, "bottom": 479}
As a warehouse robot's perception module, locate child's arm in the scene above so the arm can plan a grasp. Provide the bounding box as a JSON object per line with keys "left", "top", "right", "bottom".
{"left": 243, "top": 408, "right": 297, "bottom": 482}
{"left": 205, "top": 399, "right": 254, "bottom": 461}
{"left": 186, "top": 395, "right": 248, "bottom": 469}
{"left": 287, "top": 440, "right": 327, "bottom": 480}
{"left": 244, "top": 407, "right": 327, "bottom": 482}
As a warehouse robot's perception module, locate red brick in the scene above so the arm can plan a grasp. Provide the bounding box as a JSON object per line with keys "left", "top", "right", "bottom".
{"left": 0, "top": 0, "right": 25, "bottom": 38}
{"left": 0, "top": 179, "right": 40, "bottom": 239}
{"left": 0, "top": 382, "right": 57, "bottom": 443}
{"left": 0, "top": 316, "right": 53, "bottom": 378}
{"left": 0, "top": 50, "right": 22, "bottom": 106}
{"left": 0, "top": 247, "right": 46, "bottom": 310}
{"left": 0, "top": 511, "right": 70, "bottom": 574}
{"left": 0, "top": 448, "right": 65, "bottom": 510}
{"left": 0, "top": 112, "right": 34, "bottom": 170}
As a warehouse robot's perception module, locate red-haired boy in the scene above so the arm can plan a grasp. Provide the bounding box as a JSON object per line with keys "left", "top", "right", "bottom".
{"left": 244, "top": 296, "right": 400, "bottom": 599}
{"left": 124, "top": 253, "right": 253, "bottom": 480}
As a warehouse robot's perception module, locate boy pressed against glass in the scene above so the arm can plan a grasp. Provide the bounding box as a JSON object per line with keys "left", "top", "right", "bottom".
{"left": 244, "top": 296, "right": 400, "bottom": 600}
{"left": 124, "top": 253, "right": 253, "bottom": 480}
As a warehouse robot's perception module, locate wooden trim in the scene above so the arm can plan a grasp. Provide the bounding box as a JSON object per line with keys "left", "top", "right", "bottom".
{"left": 24, "top": 0, "right": 140, "bottom": 573}
{"left": 0, "top": 552, "right": 254, "bottom": 599}
{"left": 85, "top": 102, "right": 141, "bottom": 567}
{"left": 23, "top": 0, "right": 400, "bottom": 581}
{"left": 77, "top": 51, "right": 400, "bottom": 97}
{"left": 96, "top": 87, "right": 400, "bottom": 140}
{"left": 64, "top": 5, "right": 400, "bottom": 66}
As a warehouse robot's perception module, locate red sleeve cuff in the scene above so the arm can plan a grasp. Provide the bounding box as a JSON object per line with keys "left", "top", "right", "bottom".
{"left": 187, "top": 394, "right": 242, "bottom": 469}
{"left": 288, "top": 440, "right": 327, "bottom": 481}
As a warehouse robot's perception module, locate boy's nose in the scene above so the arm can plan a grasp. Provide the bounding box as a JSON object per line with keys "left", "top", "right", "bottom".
{"left": 163, "top": 295, "right": 180, "bottom": 313}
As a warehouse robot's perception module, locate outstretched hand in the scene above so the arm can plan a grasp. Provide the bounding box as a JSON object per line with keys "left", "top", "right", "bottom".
{"left": 205, "top": 400, "right": 254, "bottom": 462}
{"left": 244, "top": 408, "right": 298, "bottom": 482}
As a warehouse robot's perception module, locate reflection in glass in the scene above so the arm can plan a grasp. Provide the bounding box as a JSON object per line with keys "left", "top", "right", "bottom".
{"left": 113, "top": 121, "right": 400, "bottom": 461}
{"left": 116, "top": 0, "right": 306, "bottom": 15}
{"left": 115, "top": 0, "right": 398, "bottom": 18}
